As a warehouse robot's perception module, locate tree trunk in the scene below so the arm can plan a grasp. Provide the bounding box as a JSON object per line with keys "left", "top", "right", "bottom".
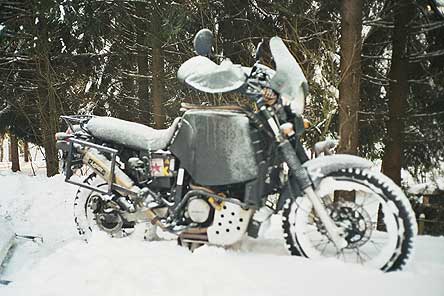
{"left": 337, "top": 0, "right": 363, "bottom": 155}
{"left": 136, "top": 2, "right": 150, "bottom": 125}
{"left": 0, "top": 133, "right": 4, "bottom": 162}
{"left": 381, "top": 0, "right": 415, "bottom": 185}
{"left": 8, "top": 135, "right": 12, "bottom": 161}
{"left": 151, "top": 8, "right": 165, "bottom": 128}
{"left": 137, "top": 54, "right": 150, "bottom": 125}
{"left": 38, "top": 75, "right": 59, "bottom": 177}
{"left": 10, "top": 133, "right": 20, "bottom": 172}
{"left": 35, "top": 17, "right": 59, "bottom": 177}
{"left": 23, "top": 141, "right": 29, "bottom": 162}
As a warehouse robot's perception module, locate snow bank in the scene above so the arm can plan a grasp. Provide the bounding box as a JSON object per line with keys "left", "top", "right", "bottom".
{"left": 408, "top": 181, "right": 444, "bottom": 195}
{"left": 0, "top": 222, "right": 14, "bottom": 266}
{"left": 2, "top": 234, "right": 444, "bottom": 296}
{"left": 0, "top": 173, "right": 79, "bottom": 276}
{"left": 0, "top": 173, "right": 444, "bottom": 296}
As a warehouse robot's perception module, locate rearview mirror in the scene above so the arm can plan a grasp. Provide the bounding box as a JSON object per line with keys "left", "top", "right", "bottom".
{"left": 193, "top": 29, "right": 213, "bottom": 57}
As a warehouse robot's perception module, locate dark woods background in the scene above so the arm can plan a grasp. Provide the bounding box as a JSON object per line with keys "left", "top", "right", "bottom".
{"left": 0, "top": 0, "right": 443, "bottom": 184}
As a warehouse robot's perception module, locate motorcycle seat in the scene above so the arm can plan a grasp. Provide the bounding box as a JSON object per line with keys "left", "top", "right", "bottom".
{"left": 86, "top": 116, "right": 180, "bottom": 151}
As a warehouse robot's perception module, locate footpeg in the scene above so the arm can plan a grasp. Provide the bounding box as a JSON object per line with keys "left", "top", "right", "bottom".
{"left": 138, "top": 187, "right": 156, "bottom": 205}
{"left": 247, "top": 206, "right": 273, "bottom": 238}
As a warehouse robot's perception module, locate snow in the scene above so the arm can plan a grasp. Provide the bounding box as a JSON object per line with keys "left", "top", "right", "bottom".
{"left": 59, "top": 5, "right": 65, "bottom": 22}
{"left": 0, "top": 223, "right": 14, "bottom": 266}
{"left": 84, "top": 79, "right": 93, "bottom": 93}
{"left": 0, "top": 172, "right": 444, "bottom": 296}
{"left": 177, "top": 56, "right": 246, "bottom": 93}
{"left": 408, "top": 179, "right": 444, "bottom": 195}
{"left": 60, "top": 38, "right": 67, "bottom": 53}
{"left": 409, "top": 182, "right": 443, "bottom": 195}
{"left": 303, "top": 154, "right": 373, "bottom": 184}
{"left": 86, "top": 116, "right": 180, "bottom": 151}
{"left": 0, "top": 140, "right": 46, "bottom": 174}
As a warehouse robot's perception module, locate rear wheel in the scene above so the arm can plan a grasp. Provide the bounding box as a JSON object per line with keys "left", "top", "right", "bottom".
{"left": 73, "top": 173, "right": 135, "bottom": 240}
{"left": 282, "top": 168, "right": 417, "bottom": 271}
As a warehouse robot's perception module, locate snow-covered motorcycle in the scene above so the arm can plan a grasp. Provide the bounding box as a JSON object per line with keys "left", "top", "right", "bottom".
{"left": 56, "top": 29, "right": 416, "bottom": 272}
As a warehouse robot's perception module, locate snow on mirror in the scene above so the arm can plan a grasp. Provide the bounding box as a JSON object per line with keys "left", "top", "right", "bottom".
{"left": 269, "top": 37, "right": 308, "bottom": 115}
{"left": 177, "top": 56, "right": 246, "bottom": 93}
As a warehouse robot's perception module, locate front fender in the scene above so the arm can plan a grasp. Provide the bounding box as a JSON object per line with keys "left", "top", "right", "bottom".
{"left": 303, "top": 154, "right": 373, "bottom": 186}
{"left": 276, "top": 154, "right": 373, "bottom": 211}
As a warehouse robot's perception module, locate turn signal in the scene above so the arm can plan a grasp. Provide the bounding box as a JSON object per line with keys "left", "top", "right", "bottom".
{"left": 208, "top": 197, "right": 223, "bottom": 211}
{"left": 280, "top": 123, "right": 295, "bottom": 137}
{"left": 303, "top": 119, "right": 311, "bottom": 129}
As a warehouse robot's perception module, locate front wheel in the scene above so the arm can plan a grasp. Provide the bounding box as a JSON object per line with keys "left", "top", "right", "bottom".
{"left": 282, "top": 168, "right": 417, "bottom": 272}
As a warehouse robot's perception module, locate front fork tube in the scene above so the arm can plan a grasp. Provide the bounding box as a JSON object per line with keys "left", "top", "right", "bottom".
{"left": 279, "top": 140, "right": 347, "bottom": 249}
{"left": 258, "top": 104, "right": 347, "bottom": 249}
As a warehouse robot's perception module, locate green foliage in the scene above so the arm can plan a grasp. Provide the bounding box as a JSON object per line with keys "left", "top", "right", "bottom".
{"left": 360, "top": 0, "right": 444, "bottom": 177}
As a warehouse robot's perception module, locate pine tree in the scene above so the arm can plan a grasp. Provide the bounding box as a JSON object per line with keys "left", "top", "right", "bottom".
{"left": 338, "top": 0, "right": 363, "bottom": 155}
{"left": 360, "top": 0, "right": 444, "bottom": 182}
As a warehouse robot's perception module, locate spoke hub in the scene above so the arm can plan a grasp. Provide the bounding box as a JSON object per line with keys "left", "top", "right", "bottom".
{"left": 315, "top": 200, "right": 373, "bottom": 249}
{"left": 89, "top": 196, "right": 124, "bottom": 234}
{"left": 328, "top": 201, "right": 373, "bottom": 248}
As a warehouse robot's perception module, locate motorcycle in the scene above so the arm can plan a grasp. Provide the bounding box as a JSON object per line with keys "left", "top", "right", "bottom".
{"left": 56, "top": 29, "right": 417, "bottom": 272}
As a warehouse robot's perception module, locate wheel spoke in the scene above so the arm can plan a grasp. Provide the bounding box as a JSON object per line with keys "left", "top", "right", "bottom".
{"left": 283, "top": 169, "right": 414, "bottom": 271}
{"left": 369, "top": 239, "right": 385, "bottom": 249}
{"left": 358, "top": 197, "right": 380, "bottom": 209}
{"left": 341, "top": 249, "right": 347, "bottom": 261}
{"left": 302, "top": 228, "right": 318, "bottom": 235}
{"left": 294, "top": 200, "right": 316, "bottom": 220}
{"left": 320, "top": 241, "right": 331, "bottom": 255}
{"left": 311, "top": 237, "right": 329, "bottom": 244}
{"left": 313, "top": 239, "right": 330, "bottom": 249}
{"left": 356, "top": 247, "right": 373, "bottom": 264}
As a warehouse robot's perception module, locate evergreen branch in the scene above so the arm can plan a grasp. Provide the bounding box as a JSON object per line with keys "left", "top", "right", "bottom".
{"left": 410, "top": 49, "right": 444, "bottom": 61}
{"left": 362, "top": 74, "right": 390, "bottom": 86}
{"left": 411, "top": 20, "right": 444, "bottom": 33}
{"left": 407, "top": 111, "right": 444, "bottom": 118}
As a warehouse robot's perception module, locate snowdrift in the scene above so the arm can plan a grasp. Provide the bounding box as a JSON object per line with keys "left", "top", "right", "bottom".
{"left": 0, "top": 173, "right": 443, "bottom": 296}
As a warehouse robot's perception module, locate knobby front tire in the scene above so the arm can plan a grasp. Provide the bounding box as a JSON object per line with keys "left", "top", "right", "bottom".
{"left": 282, "top": 168, "right": 417, "bottom": 272}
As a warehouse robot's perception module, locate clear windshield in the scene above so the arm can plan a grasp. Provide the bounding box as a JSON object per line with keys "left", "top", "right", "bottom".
{"left": 269, "top": 37, "right": 308, "bottom": 115}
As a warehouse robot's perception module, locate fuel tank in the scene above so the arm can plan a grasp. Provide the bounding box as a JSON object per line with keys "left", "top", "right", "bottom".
{"left": 170, "top": 109, "right": 259, "bottom": 186}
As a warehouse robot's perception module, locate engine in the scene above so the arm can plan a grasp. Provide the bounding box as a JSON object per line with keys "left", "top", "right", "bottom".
{"left": 186, "top": 197, "right": 212, "bottom": 224}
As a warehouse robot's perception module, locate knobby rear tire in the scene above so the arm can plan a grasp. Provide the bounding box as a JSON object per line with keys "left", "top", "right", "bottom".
{"left": 73, "top": 173, "right": 135, "bottom": 240}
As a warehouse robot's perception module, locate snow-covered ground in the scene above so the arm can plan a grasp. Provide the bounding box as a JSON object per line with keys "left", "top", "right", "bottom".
{"left": 0, "top": 141, "right": 47, "bottom": 175}
{"left": 0, "top": 172, "right": 444, "bottom": 296}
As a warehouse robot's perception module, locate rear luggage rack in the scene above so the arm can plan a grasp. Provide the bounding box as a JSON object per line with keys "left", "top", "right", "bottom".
{"left": 60, "top": 115, "right": 93, "bottom": 133}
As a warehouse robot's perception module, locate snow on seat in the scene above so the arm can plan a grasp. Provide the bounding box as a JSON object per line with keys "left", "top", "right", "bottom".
{"left": 86, "top": 117, "right": 180, "bottom": 151}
